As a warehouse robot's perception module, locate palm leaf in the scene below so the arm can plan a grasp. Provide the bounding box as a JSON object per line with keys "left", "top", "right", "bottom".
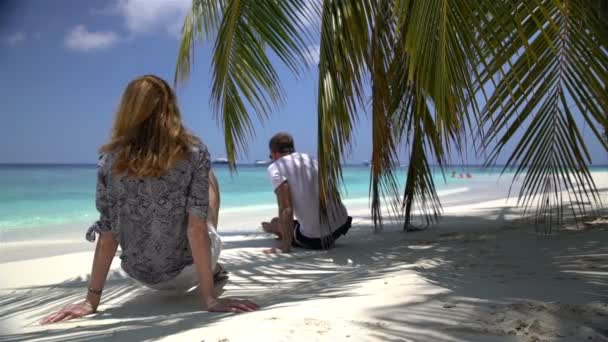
{"left": 175, "top": 0, "right": 314, "bottom": 167}
{"left": 175, "top": 0, "right": 225, "bottom": 85}
{"left": 368, "top": 0, "right": 403, "bottom": 230}
{"left": 397, "top": 86, "right": 444, "bottom": 230}
{"left": 387, "top": 0, "right": 495, "bottom": 229}
{"left": 317, "top": 0, "right": 374, "bottom": 227}
{"left": 482, "top": 0, "right": 608, "bottom": 232}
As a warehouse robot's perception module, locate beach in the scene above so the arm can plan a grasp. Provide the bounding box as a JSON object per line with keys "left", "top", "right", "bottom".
{"left": 1, "top": 169, "right": 607, "bottom": 341}
{"left": 2, "top": 0, "right": 608, "bottom": 340}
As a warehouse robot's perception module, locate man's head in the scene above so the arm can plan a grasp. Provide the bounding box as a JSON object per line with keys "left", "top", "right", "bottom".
{"left": 269, "top": 132, "right": 295, "bottom": 161}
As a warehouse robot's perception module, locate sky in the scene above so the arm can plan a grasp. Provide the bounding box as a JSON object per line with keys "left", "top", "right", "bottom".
{"left": 0, "top": 0, "right": 606, "bottom": 165}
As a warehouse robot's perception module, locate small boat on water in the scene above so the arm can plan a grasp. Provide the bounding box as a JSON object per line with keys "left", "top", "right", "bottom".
{"left": 212, "top": 157, "right": 230, "bottom": 165}
{"left": 254, "top": 160, "right": 270, "bottom": 166}
{"left": 362, "top": 161, "right": 370, "bottom": 166}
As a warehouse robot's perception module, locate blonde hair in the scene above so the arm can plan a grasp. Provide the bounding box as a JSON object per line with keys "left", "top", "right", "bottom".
{"left": 100, "top": 75, "right": 198, "bottom": 178}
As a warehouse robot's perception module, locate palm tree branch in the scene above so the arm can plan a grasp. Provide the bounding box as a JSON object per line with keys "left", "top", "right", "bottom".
{"left": 482, "top": 0, "right": 607, "bottom": 230}
{"left": 176, "top": 0, "right": 313, "bottom": 166}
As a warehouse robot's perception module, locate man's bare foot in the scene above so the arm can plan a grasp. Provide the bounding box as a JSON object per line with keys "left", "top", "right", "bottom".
{"left": 262, "top": 222, "right": 282, "bottom": 240}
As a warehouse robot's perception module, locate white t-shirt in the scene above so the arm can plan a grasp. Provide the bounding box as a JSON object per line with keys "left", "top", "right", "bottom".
{"left": 267, "top": 152, "right": 348, "bottom": 238}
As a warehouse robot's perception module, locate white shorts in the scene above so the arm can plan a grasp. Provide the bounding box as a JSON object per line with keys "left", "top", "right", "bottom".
{"left": 144, "top": 225, "right": 222, "bottom": 293}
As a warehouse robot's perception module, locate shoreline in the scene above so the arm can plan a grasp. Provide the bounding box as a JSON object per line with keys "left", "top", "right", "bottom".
{"left": 2, "top": 170, "right": 606, "bottom": 233}
{"left": 0, "top": 186, "right": 473, "bottom": 239}
{"left": 1, "top": 173, "right": 606, "bottom": 258}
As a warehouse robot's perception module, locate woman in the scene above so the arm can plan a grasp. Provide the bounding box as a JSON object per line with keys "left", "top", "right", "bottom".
{"left": 41, "top": 75, "right": 258, "bottom": 324}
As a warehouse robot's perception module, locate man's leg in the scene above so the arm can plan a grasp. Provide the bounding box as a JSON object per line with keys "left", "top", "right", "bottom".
{"left": 331, "top": 216, "right": 353, "bottom": 241}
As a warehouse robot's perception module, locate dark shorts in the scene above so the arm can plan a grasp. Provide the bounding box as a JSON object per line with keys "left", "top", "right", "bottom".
{"left": 292, "top": 216, "right": 353, "bottom": 250}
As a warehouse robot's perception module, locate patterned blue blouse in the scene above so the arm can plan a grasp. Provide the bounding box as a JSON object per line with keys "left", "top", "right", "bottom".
{"left": 85, "top": 141, "right": 211, "bottom": 285}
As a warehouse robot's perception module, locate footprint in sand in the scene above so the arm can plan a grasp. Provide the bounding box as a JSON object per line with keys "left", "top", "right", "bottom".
{"left": 304, "top": 318, "right": 331, "bottom": 334}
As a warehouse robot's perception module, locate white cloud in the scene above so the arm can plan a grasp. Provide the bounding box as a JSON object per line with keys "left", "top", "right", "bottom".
{"left": 112, "top": 0, "right": 190, "bottom": 37}
{"left": 305, "top": 44, "right": 321, "bottom": 65}
{"left": 96, "top": 0, "right": 316, "bottom": 40}
{"left": 2, "top": 32, "right": 26, "bottom": 46}
{"left": 65, "top": 25, "right": 118, "bottom": 52}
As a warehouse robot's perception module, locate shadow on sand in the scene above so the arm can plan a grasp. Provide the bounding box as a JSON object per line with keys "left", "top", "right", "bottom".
{"left": 1, "top": 205, "right": 607, "bottom": 341}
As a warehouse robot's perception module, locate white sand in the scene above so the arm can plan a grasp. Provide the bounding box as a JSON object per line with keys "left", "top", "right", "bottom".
{"left": 1, "top": 174, "right": 607, "bottom": 341}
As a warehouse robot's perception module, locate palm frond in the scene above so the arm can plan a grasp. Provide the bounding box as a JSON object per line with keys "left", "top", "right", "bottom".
{"left": 394, "top": 0, "right": 491, "bottom": 148}
{"left": 368, "top": 0, "right": 402, "bottom": 230}
{"left": 387, "top": 0, "right": 494, "bottom": 228}
{"left": 175, "top": 0, "right": 314, "bottom": 166}
{"left": 398, "top": 87, "right": 444, "bottom": 230}
{"left": 389, "top": 34, "right": 444, "bottom": 230}
{"left": 482, "top": 0, "right": 608, "bottom": 232}
{"left": 317, "top": 0, "right": 374, "bottom": 226}
{"left": 175, "top": 0, "right": 225, "bottom": 85}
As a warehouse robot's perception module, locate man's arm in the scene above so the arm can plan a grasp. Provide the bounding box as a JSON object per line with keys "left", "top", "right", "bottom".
{"left": 275, "top": 181, "right": 294, "bottom": 253}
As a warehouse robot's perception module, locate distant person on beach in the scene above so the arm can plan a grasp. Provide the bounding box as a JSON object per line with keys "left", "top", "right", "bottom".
{"left": 41, "top": 75, "right": 258, "bottom": 325}
{"left": 261, "top": 132, "right": 352, "bottom": 253}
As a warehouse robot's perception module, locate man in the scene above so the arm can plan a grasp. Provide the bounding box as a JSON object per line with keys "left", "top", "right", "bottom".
{"left": 262, "top": 132, "right": 352, "bottom": 253}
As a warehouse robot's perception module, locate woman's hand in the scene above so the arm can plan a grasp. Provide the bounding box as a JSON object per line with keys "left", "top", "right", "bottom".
{"left": 40, "top": 301, "right": 95, "bottom": 325}
{"left": 206, "top": 298, "right": 259, "bottom": 313}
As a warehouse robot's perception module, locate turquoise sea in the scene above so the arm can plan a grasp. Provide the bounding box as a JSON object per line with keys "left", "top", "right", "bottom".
{"left": 0, "top": 164, "right": 606, "bottom": 230}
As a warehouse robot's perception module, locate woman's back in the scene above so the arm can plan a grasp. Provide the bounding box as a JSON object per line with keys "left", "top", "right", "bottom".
{"left": 88, "top": 142, "right": 211, "bottom": 285}
{"left": 85, "top": 75, "right": 212, "bottom": 285}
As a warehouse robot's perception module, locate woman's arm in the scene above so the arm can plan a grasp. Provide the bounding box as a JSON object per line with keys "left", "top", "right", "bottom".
{"left": 40, "top": 233, "right": 118, "bottom": 324}
{"left": 187, "top": 214, "right": 216, "bottom": 308}
{"left": 86, "top": 233, "right": 119, "bottom": 310}
{"left": 186, "top": 146, "right": 258, "bottom": 313}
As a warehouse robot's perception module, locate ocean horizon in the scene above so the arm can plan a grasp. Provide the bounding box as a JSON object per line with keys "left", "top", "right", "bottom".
{"left": 1, "top": 163, "right": 607, "bottom": 231}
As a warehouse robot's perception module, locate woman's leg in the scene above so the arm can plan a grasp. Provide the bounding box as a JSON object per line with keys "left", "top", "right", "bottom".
{"left": 207, "top": 169, "right": 226, "bottom": 283}
{"left": 208, "top": 169, "right": 220, "bottom": 230}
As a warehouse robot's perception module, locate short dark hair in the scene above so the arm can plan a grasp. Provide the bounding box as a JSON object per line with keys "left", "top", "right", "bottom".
{"left": 269, "top": 132, "right": 295, "bottom": 153}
